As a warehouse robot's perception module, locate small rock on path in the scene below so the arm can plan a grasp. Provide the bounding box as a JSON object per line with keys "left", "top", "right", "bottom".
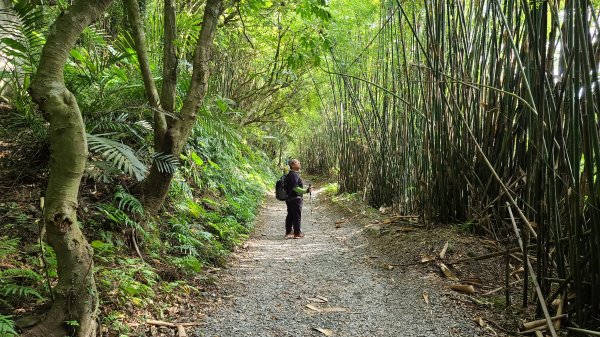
{"left": 196, "top": 191, "right": 484, "bottom": 337}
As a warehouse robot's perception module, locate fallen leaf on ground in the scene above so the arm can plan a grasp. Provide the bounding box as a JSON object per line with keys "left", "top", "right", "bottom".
{"left": 422, "top": 291, "right": 429, "bottom": 304}
{"left": 473, "top": 316, "right": 485, "bottom": 327}
{"left": 313, "top": 328, "right": 334, "bottom": 336}
{"left": 510, "top": 266, "right": 524, "bottom": 276}
{"left": 450, "top": 284, "right": 475, "bottom": 294}
{"left": 462, "top": 277, "right": 483, "bottom": 286}
{"left": 307, "top": 297, "right": 327, "bottom": 303}
{"left": 319, "top": 307, "right": 348, "bottom": 313}
{"left": 420, "top": 255, "right": 435, "bottom": 263}
{"left": 306, "top": 304, "right": 321, "bottom": 312}
{"left": 439, "top": 241, "right": 449, "bottom": 259}
{"left": 305, "top": 304, "right": 348, "bottom": 313}
{"left": 316, "top": 295, "right": 329, "bottom": 302}
{"left": 383, "top": 263, "right": 395, "bottom": 270}
{"left": 439, "top": 263, "right": 459, "bottom": 281}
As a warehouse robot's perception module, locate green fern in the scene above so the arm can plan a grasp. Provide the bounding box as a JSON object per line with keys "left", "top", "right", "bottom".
{"left": 87, "top": 112, "right": 152, "bottom": 142}
{"left": 0, "top": 0, "right": 46, "bottom": 75}
{"left": 0, "top": 314, "right": 18, "bottom": 337}
{"left": 114, "top": 186, "right": 143, "bottom": 215}
{"left": 96, "top": 204, "right": 147, "bottom": 237}
{"left": 153, "top": 152, "right": 180, "bottom": 174}
{"left": 0, "top": 237, "right": 19, "bottom": 258}
{"left": 0, "top": 268, "right": 42, "bottom": 282}
{"left": 0, "top": 283, "right": 44, "bottom": 300}
{"left": 87, "top": 133, "right": 148, "bottom": 181}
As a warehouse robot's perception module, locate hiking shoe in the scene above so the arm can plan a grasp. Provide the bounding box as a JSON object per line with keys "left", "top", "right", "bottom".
{"left": 285, "top": 233, "right": 295, "bottom": 239}
{"left": 293, "top": 233, "right": 305, "bottom": 239}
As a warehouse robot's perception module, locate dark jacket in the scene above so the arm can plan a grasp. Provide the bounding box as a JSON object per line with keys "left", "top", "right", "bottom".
{"left": 285, "top": 170, "right": 304, "bottom": 200}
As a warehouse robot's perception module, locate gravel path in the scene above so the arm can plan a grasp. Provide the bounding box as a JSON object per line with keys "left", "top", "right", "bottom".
{"left": 196, "top": 191, "right": 484, "bottom": 337}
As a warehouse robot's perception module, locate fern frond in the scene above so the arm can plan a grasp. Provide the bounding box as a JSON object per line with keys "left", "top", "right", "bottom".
{"left": 0, "top": 237, "right": 19, "bottom": 257}
{"left": 0, "top": 314, "right": 18, "bottom": 336}
{"left": 87, "top": 133, "right": 148, "bottom": 181}
{"left": 0, "top": 283, "right": 44, "bottom": 300}
{"left": 97, "top": 204, "right": 132, "bottom": 227}
{"left": 153, "top": 153, "right": 179, "bottom": 174}
{"left": 87, "top": 112, "right": 151, "bottom": 141}
{"left": 114, "top": 186, "right": 144, "bottom": 215}
{"left": 96, "top": 204, "right": 146, "bottom": 237}
{"left": 0, "top": 1, "right": 46, "bottom": 74}
{"left": 189, "top": 101, "right": 242, "bottom": 147}
{"left": 0, "top": 268, "right": 42, "bottom": 282}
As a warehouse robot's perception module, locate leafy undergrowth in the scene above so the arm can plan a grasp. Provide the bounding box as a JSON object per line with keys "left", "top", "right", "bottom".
{"left": 321, "top": 182, "right": 544, "bottom": 336}
{"left": 0, "top": 110, "right": 275, "bottom": 336}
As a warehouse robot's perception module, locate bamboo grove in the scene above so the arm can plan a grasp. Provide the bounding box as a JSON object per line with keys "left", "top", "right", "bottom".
{"left": 300, "top": 0, "right": 600, "bottom": 329}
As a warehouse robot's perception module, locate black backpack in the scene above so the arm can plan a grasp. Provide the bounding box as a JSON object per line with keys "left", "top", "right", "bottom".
{"left": 275, "top": 174, "right": 288, "bottom": 201}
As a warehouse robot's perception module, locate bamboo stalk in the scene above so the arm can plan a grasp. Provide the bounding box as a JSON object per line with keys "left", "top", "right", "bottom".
{"left": 507, "top": 203, "right": 558, "bottom": 337}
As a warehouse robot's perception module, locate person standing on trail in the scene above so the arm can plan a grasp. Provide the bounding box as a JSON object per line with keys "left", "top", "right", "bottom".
{"left": 285, "top": 159, "right": 312, "bottom": 239}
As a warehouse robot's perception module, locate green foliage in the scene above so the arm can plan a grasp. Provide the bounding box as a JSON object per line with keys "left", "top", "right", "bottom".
{"left": 172, "top": 256, "right": 202, "bottom": 274}
{"left": 0, "top": 314, "right": 18, "bottom": 337}
{"left": 321, "top": 182, "right": 339, "bottom": 197}
{"left": 96, "top": 258, "right": 157, "bottom": 307}
{"left": 101, "top": 311, "right": 131, "bottom": 336}
{"left": 153, "top": 153, "right": 180, "bottom": 174}
{"left": 90, "top": 240, "right": 116, "bottom": 262}
{"left": 113, "top": 186, "right": 143, "bottom": 215}
{"left": 96, "top": 204, "right": 141, "bottom": 231}
{"left": 1, "top": 0, "right": 325, "bottom": 330}
{"left": 0, "top": 238, "right": 18, "bottom": 257}
{"left": 0, "top": 0, "right": 46, "bottom": 79}
{"left": 87, "top": 133, "right": 148, "bottom": 182}
{"left": 331, "top": 192, "right": 358, "bottom": 203}
{"left": 0, "top": 237, "right": 51, "bottom": 308}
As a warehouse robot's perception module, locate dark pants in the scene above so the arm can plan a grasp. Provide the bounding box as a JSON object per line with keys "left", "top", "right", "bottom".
{"left": 285, "top": 198, "right": 303, "bottom": 235}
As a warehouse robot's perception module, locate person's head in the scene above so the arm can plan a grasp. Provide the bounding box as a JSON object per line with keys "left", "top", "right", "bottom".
{"left": 288, "top": 159, "right": 301, "bottom": 171}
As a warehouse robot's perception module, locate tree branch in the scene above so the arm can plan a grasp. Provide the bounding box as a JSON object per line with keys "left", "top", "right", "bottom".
{"left": 161, "top": 0, "right": 178, "bottom": 126}
{"left": 124, "top": 0, "right": 167, "bottom": 145}
{"left": 173, "top": 0, "right": 224, "bottom": 153}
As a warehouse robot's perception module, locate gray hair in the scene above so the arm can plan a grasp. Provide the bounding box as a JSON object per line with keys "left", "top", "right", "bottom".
{"left": 288, "top": 159, "right": 299, "bottom": 168}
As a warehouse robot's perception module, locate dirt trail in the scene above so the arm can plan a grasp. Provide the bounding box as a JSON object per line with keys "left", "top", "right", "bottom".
{"left": 196, "top": 190, "right": 485, "bottom": 337}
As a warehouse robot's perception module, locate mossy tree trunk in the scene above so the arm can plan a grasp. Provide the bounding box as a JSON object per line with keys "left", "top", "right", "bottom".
{"left": 127, "top": 0, "right": 224, "bottom": 211}
{"left": 24, "top": 1, "right": 113, "bottom": 336}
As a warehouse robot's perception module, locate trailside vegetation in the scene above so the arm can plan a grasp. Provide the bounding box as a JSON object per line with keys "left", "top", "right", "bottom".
{"left": 300, "top": 0, "right": 600, "bottom": 332}
{"left": 0, "top": 0, "right": 329, "bottom": 336}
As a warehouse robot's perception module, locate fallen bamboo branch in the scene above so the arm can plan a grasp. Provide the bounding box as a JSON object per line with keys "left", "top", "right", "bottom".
{"left": 482, "top": 280, "right": 521, "bottom": 296}
{"left": 146, "top": 320, "right": 200, "bottom": 327}
{"left": 507, "top": 203, "right": 558, "bottom": 337}
{"left": 451, "top": 245, "right": 534, "bottom": 264}
{"left": 145, "top": 320, "right": 200, "bottom": 337}
{"left": 565, "top": 327, "right": 600, "bottom": 336}
{"left": 554, "top": 294, "right": 565, "bottom": 331}
{"left": 521, "top": 314, "right": 567, "bottom": 331}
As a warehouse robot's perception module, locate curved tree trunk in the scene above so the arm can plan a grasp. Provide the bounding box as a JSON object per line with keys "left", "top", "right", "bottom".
{"left": 23, "top": 1, "right": 113, "bottom": 336}
{"left": 140, "top": 0, "right": 224, "bottom": 211}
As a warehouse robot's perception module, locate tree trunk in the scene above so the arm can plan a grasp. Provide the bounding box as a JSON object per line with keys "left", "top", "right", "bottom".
{"left": 23, "top": 1, "right": 113, "bottom": 336}
{"left": 124, "top": 0, "right": 166, "bottom": 147}
{"left": 141, "top": 0, "right": 224, "bottom": 211}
